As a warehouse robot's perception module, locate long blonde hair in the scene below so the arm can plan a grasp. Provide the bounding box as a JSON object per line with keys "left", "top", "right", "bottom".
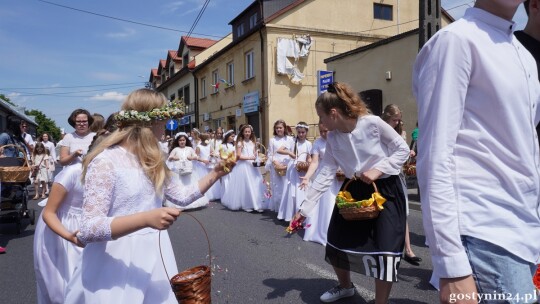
{"left": 82, "top": 89, "right": 171, "bottom": 193}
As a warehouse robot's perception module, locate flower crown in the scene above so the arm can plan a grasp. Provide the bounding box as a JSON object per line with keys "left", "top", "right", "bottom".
{"left": 115, "top": 99, "right": 185, "bottom": 123}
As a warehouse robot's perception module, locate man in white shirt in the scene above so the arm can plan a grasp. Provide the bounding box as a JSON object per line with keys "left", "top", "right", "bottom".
{"left": 20, "top": 121, "right": 34, "bottom": 159}
{"left": 413, "top": 1, "right": 540, "bottom": 303}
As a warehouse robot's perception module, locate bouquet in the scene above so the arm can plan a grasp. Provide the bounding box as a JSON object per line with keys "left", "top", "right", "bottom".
{"left": 219, "top": 147, "right": 236, "bottom": 173}
{"left": 285, "top": 218, "right": 311, "bottom": 234}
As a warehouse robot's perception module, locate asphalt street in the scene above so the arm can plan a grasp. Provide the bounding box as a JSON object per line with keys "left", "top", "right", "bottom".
{"left": 0, "top": 180, "right": 437, "bottom": 304}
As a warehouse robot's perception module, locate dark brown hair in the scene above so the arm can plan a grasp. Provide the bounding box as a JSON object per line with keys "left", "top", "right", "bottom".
{"left": 67, "top": 109, "right": 94, "bottom": 128}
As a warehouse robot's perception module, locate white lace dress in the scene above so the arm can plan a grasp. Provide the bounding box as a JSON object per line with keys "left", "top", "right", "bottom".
{"left": 34, "top": 164, "right": 84, "bottom": 304}
{"left": 64, "top": 146, "right": 203, "bottom": 304}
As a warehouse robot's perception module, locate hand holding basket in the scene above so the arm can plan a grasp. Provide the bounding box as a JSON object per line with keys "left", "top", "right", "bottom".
{"left": 336, "top": 180, "right": 386, "bottom": 221}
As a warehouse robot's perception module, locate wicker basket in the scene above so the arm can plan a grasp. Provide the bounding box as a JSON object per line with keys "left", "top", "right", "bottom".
{"left": 0, "top": 144, "right": 31, "bottom": 183}
{"left": 403, "top": 158, "right": 416, "bottom": 177}
{"left": 273, "top": 160, "right": 287, "bottom": 176}
{"left": 295, "top": 152, "right": 310, "bottom": 172}
{"left": 337, "top": 180, "right": 383, "bottom": 221}
{"left": 252, "top": 143, "right": 267, "bottom": 168}
{"left": 160, "top": 214, "right": 212, "bottom": 304}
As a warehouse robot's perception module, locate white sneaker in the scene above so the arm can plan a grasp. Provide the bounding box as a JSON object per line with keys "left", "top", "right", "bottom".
{"left": 320, "top": 284, "right": 355, "bottom": 303}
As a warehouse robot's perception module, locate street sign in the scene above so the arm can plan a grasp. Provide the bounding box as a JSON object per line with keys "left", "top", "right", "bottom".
{"left": 166, "top": 119, "right": 178, "bottom": 131}
{"left": 317, "top": 70, "right": 334, "bottom": 96}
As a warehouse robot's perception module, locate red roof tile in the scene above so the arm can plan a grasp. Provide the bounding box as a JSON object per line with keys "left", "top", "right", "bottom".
{"left": 168, "top": 50, "right": 182, "bottom": 62}
{"left": 182, "top": 36, "right": 218, "bottom": 49}
{"left": 151, "top": 69, "right": 158, "bottom": 77}
{"left": 159, "top": 59, "right": 167, "bottom": 68}
{"left": 187, "top": 60, "right": 196, "bottom": 70}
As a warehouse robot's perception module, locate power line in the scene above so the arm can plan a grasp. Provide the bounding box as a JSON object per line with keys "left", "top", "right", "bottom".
{"left": 35, "top": 0, "right": 224, "bottom": 39}
{"left": 186, "top": 0, "right": 211, "bottom": 40}
{"left": 1, "top": 85, "right": 142, "bottom": 96}
{"left": 0, "top": 82, "right": 145, "bottom": 90}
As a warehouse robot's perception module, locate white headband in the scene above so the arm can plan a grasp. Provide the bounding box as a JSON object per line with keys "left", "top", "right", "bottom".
{"left": 175, "top": 132, "right": 188, "bottom": 139}
{"left": 223, "top": 129, "right": 234, "bottom": 138}
{"left": 295, "top": 124, "right": 309, "bottom": 129}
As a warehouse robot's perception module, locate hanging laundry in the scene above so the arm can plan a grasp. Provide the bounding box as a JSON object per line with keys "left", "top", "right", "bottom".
{"left": 297, "top": 35, "right": 312, "bottom": 58}
{"left": 277, "top": 38, "right": 298, "bottom": 75}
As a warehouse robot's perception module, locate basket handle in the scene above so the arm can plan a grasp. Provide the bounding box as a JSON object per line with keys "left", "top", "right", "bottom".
{"left": 295, "top": 151, "right": 310, "bottom": 161}
{"left": 343, "top": 178, "right": 379, "bottom": 194}
{"left": 0, "top": 144, "right": 30, "bottom": 167}
{"left": 159, "top": 213, "right": 212, "bottom": 281}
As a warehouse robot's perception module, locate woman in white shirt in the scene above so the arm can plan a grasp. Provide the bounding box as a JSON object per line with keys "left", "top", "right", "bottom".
{"left": 59, "top": 109, "right": 96, "bottom": 166}
{"left": 293, "top": 82, "right": 409, "bottom": 304}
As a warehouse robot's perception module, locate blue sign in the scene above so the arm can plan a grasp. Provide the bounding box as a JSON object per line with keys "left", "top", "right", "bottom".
{"left": 179, "top": 115, "right": 191, "bottom": 126}
{"left": 166, "top": 119, "right": 178, "bottom": 131}
{"left": 243, "top": 91, "right": 259, "bottom": 114}
{"left": 317, "top": 70, "right": 334, "bottom": 96}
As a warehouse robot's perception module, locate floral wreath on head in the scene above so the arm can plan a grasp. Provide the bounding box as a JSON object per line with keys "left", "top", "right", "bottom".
{"left": 115, "top": 99, "right": 185, "bottom": 126}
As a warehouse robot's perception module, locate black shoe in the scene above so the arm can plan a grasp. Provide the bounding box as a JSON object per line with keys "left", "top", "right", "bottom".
{"left": 403, "top": 254, "right": 421, "bottom": 266}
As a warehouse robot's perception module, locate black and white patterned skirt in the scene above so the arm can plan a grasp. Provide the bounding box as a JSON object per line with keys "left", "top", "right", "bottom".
{"left": 325, "top": 175, "right": 406, "bottom": 282}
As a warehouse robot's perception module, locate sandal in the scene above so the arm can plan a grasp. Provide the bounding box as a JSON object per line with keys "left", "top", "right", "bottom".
{"left": 32, "top": 196, "right": 39, "bottom": 200}
{"left": 41, "top": 194, "right": 47, "bottom": 199}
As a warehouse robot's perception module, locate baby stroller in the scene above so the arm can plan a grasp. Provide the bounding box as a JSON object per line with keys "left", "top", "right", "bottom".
{"left": 0, "top": 144, "right": 35, "bottom": 234}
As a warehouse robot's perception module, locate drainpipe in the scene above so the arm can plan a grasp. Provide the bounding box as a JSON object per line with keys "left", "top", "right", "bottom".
{"left": 194, "top": 75, "right": 199, "bottom": 129}
{"left": 257, "top": 0, "right": 267, "bottom": 145}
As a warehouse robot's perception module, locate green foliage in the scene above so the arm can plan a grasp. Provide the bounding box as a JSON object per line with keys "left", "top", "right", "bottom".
{"left": 24, "top": 109, "right": 62, "bottom": 141}
{"left": 0, "top": 94, "right": 17, "bottom": 107}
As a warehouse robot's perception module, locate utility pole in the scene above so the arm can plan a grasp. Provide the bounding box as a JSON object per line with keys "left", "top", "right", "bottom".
{"left": 419, "top": 0, "right": 441, "bottom": 50}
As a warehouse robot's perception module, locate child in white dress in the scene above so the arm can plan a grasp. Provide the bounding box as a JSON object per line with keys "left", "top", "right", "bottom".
{"left": 221, "top": 125, "right": 267, "bottom": 212}
{"left": 64, "top": 89, "right": 233, "bottom": 304}
{"left": 194, "top": 133, "right": 220, "bottom": 201}
{"left": 299, "top": 123, "right": 342, "bottom": 245}
{"left": 278, "top": 122, "right": 312, "bottom": 221}
{"left": 34, "top": 164, "right": 84, "bottom": 304}
{"left": 32, "top": 142, "right": 50, "bottom": 199}
{"left": 266, "top": 119, "right": 293, "bottom": 212}
{"left": 165, "top": 132, "right": 209, "bottom": 210}
{"left": 219, "top": 130, "right": 236, "bottom": 206}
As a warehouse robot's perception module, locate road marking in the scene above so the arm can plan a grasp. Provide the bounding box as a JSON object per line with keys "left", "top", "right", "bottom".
{"left": 301, "top": 261, "right": 376, "bottom": 302}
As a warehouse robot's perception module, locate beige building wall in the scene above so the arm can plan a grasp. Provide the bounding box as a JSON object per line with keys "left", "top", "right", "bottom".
{"left": 326, "top": 32, "right": 418, "bottom": 139}
{"left": 325, "top": 14, "right": 452, "bottom": 140}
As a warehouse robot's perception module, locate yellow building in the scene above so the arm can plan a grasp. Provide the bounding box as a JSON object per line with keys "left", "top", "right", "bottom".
{"left": 192, "top": 0, "right": 421, "bottom": 144}
{"left": 324, "top": 10, "right": 454, "bottom": 140}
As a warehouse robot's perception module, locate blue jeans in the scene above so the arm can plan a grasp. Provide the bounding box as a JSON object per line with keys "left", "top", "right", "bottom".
{"left": 462, "top": 236, "right": 538, "bottom": 304}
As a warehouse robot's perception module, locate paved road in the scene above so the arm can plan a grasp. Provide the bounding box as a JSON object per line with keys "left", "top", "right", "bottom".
{"left": 0, "top": 189, "right": 436, "bottom": 304}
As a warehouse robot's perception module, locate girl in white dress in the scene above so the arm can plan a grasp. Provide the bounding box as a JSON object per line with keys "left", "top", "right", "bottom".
{"left": 34, "top": 164, "right": 84, "bottom": 304}
{"left": 64, "top": 89, "right": 233, "bottom": 304}
{"left": 32, "top": 142, "right": 50, "bottom": 199}
{"left": 34, "top": 128, "right": 113, "bottom": 303}
{"left": 300, "top": 123, "right": 342, "bottom": 246}
{"left": 221, "top": 125, "right": 267, "bottom": 212}
{"left": 208, "top": 128, "right": 223, "bottom": 200}
{"left": 165, "top": 132, "right": 209, "bottom": 210}
{"left": 278, "top": 122, "right": 312, "bottom": 221}
{"left": 219, "top": 130, "right": 236, "bottom": 207}
{"left": 59, "top": 109, "right": 96, "bottom": 167}
{"left": 266, "top": 120, "right": 293, "bottom": 212}
{"left": 194, "top": 133, "right": 220, "bottom": 201}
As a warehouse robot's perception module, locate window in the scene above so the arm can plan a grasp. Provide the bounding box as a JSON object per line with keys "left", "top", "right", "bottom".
{"left": 374, "top": 3, "right": 393, "bottom": 21}
{"left": 201, "top": 77, "right": 207, "bottom": 98}
{"left": 249, "top": 13, "right": 257, "bottom": 29}
{"left": 184, "top": 85, "right": 190, "bottom": 104}
{"left": 245, "top": 51, "right": 254, "bottom": 80}
{"left": 212, "top": 70, "right": 219, "bottom": 93}
{"left": 170, "top": 93, "right": 176, "bottom": 102}
{"left": 169, "top": 65, "right": 175, "bottom": 76}
{"left": 183, "top": 53, "right": 189, "bottom": 68}
{"left": 177, "top": 88, "right": 183, "bottom": 102}
{"left": 237, "top": 23, "right": 245, "bottom": 37}
{"left": 227, "top": 62, "right": 234, "bottom": 86}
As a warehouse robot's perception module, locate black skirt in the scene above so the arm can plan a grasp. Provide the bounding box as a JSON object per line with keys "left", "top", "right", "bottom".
{"left": 325, "top": 175, "right": 406, "bottom": 282}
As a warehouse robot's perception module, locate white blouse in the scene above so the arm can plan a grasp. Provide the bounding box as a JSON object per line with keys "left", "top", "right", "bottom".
{"left": 300, "top": 115, "right": 409, "bottom": 216}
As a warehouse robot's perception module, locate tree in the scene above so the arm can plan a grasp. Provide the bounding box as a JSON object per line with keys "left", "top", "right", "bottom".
{"left": 25, "top": 109, "right": 62, "bottom": 141}
{"left": 0, "top": 94, "right": 17, "bottom": 107}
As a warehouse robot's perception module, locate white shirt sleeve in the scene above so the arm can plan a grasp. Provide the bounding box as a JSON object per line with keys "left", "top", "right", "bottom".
{"left": 413, "top": 31, "right": 472, "bottom": 278}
